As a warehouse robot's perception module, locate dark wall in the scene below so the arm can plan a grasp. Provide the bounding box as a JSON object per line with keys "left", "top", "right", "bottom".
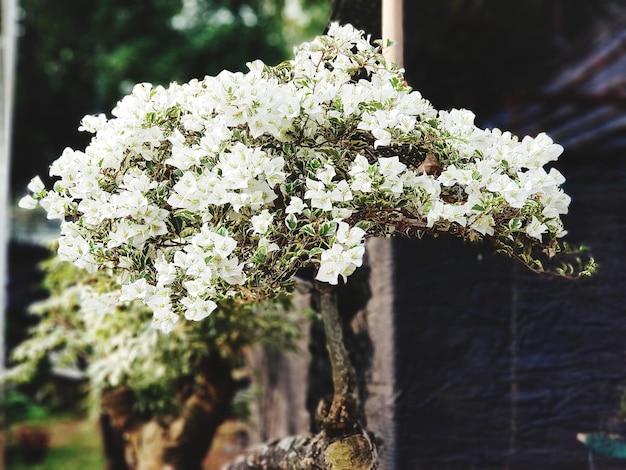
{"left": 392, "top": 154, "right": 626, "bottom": 470}
{"left": 392, "top": 3, "right": 626, "bottom": 468}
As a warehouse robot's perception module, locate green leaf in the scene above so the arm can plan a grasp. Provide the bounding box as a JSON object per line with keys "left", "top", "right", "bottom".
{"left": 253, "top": 252, "right": 266, "bottom": 264}
{"left": 508, "top": 218, "right": 522, "bottom": 231}
{"left": 318, "top": 221, "right": 337, "bottom": 237}
{"left": 285, "top": 213, "right": 298, "bottom": 231}
{"left": 309, "top": 247, "right": 323, "bottom": 257}
{"left": 300, "top": 224, "right": 316, "bottom": 237}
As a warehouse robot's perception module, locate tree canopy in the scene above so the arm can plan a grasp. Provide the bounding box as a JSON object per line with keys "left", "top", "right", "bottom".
{"left": 20, "top": 24, "right": 595, "bottom": 334}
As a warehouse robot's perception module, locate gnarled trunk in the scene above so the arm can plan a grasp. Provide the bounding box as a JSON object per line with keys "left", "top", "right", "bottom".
{"left": 224, "top": 284, "right": 382, "bottom": 470}
{"left": 100, "top": 354, "right": 236, "bottom": 470}
{"left": 224, "top": 430, "right": 380, "bottom": 470}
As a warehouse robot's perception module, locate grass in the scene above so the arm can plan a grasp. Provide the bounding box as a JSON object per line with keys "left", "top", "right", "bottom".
{"left": 6, "top": 415, "right": 105, "bottom": 470}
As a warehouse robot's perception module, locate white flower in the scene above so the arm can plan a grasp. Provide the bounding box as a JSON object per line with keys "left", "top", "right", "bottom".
{"left": 378, "top": 156, "right": 406, "bottom": 178}
{"left": 330, "top": 180, "right": 353, "bottom": 202}
{"left": 194, "top": 227, "right": 237, "bottom": 259}
{"left": 27, "top": 176, "right": 45, "bottom": 193}
{"left": 152, "top": 310, "right": 179, "bottom": 334}
{"left": 257, "top": 237, "right": 279, "bottom": 254}
{"left": 520, "top": 133, "right": 563, "bottom": 167}
{"left": 180, "top": 297, "right": 217, "bottom": 321}
{"left": 335, "top": 222, "right": 365, "bottom": 246}
{"left": 16, "top": 23, "right": 578, "bottom": 330}
{"left": 155, "top": 258, "right": 178, "bottom": 287}
{"left": 286, "top": 196, "right": 306, "bottom": 214}
{"left": 120, "top": 279, "right": 155, "bottom": 302}
{"left": 39, "top": 191, "right": 71, "bottom": 220}
{"left": 470, "top": 213, "right": 495, "bottom": 236}
{"left": 57, "top": 224, "right": 97, "bottom": 271}
{"left": 349, "top": 154, "right": 370, "bottom": 176}
{"left": 426, "top": 200, "right": 444, "bottom": 228}
{"left": 78, "top": 113, "right": 107, "bottom": 133}
{"left": 351, "top": 173, "right": 373, "bottom": 193}
{"left": 317, "top": 164, "right": 336, "bottom": 185}
{"left": 18, "top": 195, "right": 38, "bottom": 210}
{"left": 526, "top": 216, "right": 548, "bottom": 241}
{"left": 371, "top": 128, "right": 391, "bottom": 148}
{"left": 304, "top": 178, "right": 334, "bottom": 211}
{"left": 251, "top": 210, "right": 274, "bottom": 235}
{"left": 145, "top": 290, "right": 173, "bottom": 316}
{"left": 219, "top": 257, "right": 245, "bottom": 285}
{"left": 439, "top": 165, "right": 474, "bottom": 186}
{"left": 316, "top": 243, "right": 365, "bottom": 285}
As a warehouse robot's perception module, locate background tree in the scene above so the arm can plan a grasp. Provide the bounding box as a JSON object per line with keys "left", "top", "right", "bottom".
{"left": 6, "top": 251, "right": 302, "bottom": 469}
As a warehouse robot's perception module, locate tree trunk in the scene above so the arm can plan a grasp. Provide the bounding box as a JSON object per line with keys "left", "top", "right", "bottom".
{"left": 100, "top": 413, "right": 129, "bottom": 470}
{"left": 222, "top": 283, "right": 382, "bottom": 470}
{"left": 101, "top": 354, "right": 236, "bottom": 470}
{"left": 315, "top": 282, "right": 361, "bottom": 436}
{"left": 225, "top": 430, "right": 380, "bottom": 470}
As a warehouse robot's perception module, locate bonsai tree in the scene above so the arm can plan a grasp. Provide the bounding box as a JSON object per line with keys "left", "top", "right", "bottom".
{"left": 18, "top": 23, "right": 595, "bottom": 468}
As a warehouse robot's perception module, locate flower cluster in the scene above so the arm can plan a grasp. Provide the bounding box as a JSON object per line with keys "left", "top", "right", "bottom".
{"left": 20, "top": 23, "right": 592, "bottom": 332}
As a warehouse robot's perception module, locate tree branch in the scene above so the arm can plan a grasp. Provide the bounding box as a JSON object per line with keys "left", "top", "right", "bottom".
{"left": 315, "top": 282, "right": 361, "bottom": 435}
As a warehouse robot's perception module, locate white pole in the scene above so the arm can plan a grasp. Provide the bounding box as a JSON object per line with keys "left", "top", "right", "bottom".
{"left": 1, "top": 0, "right": 18, "bottom": 422}
{"left": 382, "top": 0, "right": 404, "bottom": 68}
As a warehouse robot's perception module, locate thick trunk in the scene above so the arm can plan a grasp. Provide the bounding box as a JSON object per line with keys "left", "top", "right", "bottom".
{"left": 225, "top": 430, "right": 380, "bottom": 470}
{"left": 101, "top": 354, "right": 236, "bottom": 470}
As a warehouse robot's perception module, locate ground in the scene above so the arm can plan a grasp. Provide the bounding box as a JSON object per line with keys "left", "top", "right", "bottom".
{"left": 3, "top": 415, "right": 248, "bottom": 469}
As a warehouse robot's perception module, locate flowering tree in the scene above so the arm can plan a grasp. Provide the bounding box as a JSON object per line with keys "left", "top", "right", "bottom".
{"left": 6, "top": 252, "right": 300, "bottom": 469}
{"left": 19, "top": 23, "right": 595, "bottom": 468}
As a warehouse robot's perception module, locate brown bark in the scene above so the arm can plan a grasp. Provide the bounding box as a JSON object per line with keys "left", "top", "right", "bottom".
{"left": 100, "top": 413, "right": 130, "bottom": 470}
{"left": 100, "top": 354, "right": 236, "bottom": 470}
{"left": 224, "top": 430, "right": 381, "bottom": 470}
{"left": 315, "top": 283, "right": 361, "bottom": 436}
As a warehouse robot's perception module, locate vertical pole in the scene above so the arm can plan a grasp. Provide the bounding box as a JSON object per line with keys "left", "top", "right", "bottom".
{"left": 1, "top": 0, "right": 18, "bottom": 374}
{"left": 1, "top": 0, "right": 18, "bottom": 467}
{"left": 371, "top": 2, "right": 402, "bottom": 466}
{"left": 382, "top": 0, "right": 404, "bottom": 68}
{"left": 364, "top": 237, "right": 396, "bottom": 469}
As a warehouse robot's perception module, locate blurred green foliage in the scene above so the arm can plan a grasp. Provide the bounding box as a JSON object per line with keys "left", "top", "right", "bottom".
{"left": 7, "top": 251, "right": 305, "bottom": 415}
{"left": 1, "top": 389, "right": 50, "bottom": 426}
{"left": 12, "top": 0, "right": 330, "bottom": 196}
